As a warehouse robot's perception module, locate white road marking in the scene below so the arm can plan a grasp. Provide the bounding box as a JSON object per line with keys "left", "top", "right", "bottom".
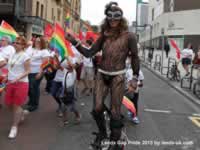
{"left": 192, "top": 113, "right": 200, "bottom": 117}
{"left": 144, "top": 108, "right": 171, "bottom": 114}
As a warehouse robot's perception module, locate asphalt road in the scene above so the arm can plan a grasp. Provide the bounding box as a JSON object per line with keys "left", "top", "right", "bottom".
{"left": 0, "top": 67, "right": 200, "bottom": 150}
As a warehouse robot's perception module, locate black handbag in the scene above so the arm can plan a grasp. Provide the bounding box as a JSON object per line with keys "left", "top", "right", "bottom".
{"left": 60, "top": 72, "right": 75, "bottom": 105}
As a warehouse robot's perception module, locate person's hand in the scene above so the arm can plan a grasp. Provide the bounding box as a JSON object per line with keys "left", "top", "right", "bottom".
{"left": 2, "top": 76, "right": 8, "bottom": 83}
{"left": 65, "top": 33, "right": 77, "bottom": 45}
{"left": 128, "top": 79, "right": 138, "bottom": 92}
{"left": 10, "top": 78, "right": 19, "bottom": 84}
{"left": 35, "top": 72, "right": 43, "bottom": 80}
{"left": 138, "top": 81, "right": 143, "bottom": 87}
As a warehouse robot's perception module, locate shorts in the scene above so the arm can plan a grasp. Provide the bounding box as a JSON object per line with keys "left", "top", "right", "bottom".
{"left": 182, "top": 58, "right": 191, "bottom": 65}
{"left": 5, "top": 82, "right": 29, "bottom": 106}
{"left": 80, "top": 66, "right": 94, "bottom": 80}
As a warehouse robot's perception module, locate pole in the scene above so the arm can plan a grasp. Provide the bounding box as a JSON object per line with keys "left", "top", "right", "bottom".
{"left": 150, "top": 25, "right": 152, "bottom": 49}
{"left": 161, "top": 28, "right": 165, "bottom": 68}
{"left": 136, "top": 0, "right": 138, "bottom": 40}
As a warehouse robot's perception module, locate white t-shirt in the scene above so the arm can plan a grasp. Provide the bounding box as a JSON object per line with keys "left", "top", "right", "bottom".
{"left": 53, "top": 56, "right": 78, "bottom": 82}
{"left": 62, "top": 69, "right": 77, "bottom": 88}
{"left": 83, "top": 57, "right": 93, "bottom": 67}
{"left": 54, "top": 57, "right": 67, "bottom": 82}
{"left": 26, "top": 48, "right": 50, "bottom": 73}
{"left": 0, "top": 54, "right": 5, "bottom": 61}
{"left": 71, "top": 45, "right": 82, "bottom": 64}
{"left": 181, "top": 48, "right": 193, "bottom": 59}
{"left": 0, "top": 45, "right": 15, "bottom": 60}
{"left": 8, "top": 51, "right": 30, "bottom": 82}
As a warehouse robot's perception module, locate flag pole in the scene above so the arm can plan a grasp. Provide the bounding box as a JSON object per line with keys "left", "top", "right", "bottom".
{"left": 136, "top": 0, "right": 138, "bottom": 40}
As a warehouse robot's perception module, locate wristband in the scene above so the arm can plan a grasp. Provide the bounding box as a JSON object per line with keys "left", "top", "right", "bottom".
{"left": 75, "top": 40, "right": 81, "bottom": 48}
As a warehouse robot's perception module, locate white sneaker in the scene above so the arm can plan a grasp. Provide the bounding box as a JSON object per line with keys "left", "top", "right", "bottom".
{"left": 23, "top": 109, "right": 30, "bottom": 115}
{"left": 8, "top": 126, "right": 18, "bottom": 139}
{"left": 132, "top": 116, "right": 140, "bottom": 124}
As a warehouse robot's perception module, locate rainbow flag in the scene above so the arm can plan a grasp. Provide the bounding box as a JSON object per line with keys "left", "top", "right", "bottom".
{"left": 0, "top": 20, "right": 18, "bottom": 42}
{"left": 50, "top": 23, "right": 74, "bottom": 59}
{"left": 122, "top": 96, "right": 136, "bottom": 117}
{"left": 65, "top": 12, "right": 70, "bottom": 28}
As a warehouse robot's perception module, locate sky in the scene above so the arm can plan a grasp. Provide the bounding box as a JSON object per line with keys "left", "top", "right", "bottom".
{"left": 81, "top": 0, "right": 149, "bottom": 25}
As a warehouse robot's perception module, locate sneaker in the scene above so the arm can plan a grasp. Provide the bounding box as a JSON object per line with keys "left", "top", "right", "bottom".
{"left": 8, "top": 126, "right": 18, "bottom": 139}
{"left": 23, "top": 109, "right": 30, "bottom": 115}
{"left": 57, "top": 109, "right": 63, "bottom": 117}
{"left": 127, "top": 111, "right": 133, "bottom": 119}
{"left": 74, "top": 114, "right": 81, "bottom": 124}
{"left": 131, "top": 116, "right": 140, "bottom": 124}
{"left": 64, "top": 120, "right": 69, "bottom": 125}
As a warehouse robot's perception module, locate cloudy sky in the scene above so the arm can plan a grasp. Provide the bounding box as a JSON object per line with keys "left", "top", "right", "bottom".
{"left": 81, "top": 0, "right": 149, "bottom": 25}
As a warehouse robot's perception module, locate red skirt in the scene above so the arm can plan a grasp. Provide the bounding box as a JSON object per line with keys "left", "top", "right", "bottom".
{"left": 5, "top": 82, "right": 29, "bottom": 106}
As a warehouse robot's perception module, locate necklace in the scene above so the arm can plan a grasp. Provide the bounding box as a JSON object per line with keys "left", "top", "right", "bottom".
{"left": 9, "top": 52, "right": 24, "bottom": 69}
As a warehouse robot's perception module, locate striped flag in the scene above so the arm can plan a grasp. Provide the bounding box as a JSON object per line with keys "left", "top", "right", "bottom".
{"left": 50, "top": 23, "right": 74, "bottom": 59}
{"left": 0, "top": 20, "right": 18, "bottom": 42}
{"left": 65, "top": 12, "right": 70, "bottom": 28}
{"left": 169, "top": 39, "right": 181, "bottom": 60}
{"left": 122, "top": 96, "right": 136, "bottom": 117}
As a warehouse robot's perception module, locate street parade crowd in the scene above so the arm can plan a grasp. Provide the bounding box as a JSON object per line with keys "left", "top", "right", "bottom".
{"left": 1, "top": 1, "right": 200, "bottom": 150}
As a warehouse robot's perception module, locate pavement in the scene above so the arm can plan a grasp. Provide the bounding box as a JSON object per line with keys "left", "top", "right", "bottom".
{"left": 0, "top": 67, "right": 200, "bottom": 150}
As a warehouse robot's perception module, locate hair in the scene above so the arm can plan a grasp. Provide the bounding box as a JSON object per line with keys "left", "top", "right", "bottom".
{"left": 15, "top": 36, "right": 27, "bottom": 50}
{"left": 104, "top": 2, "right": 123, "bottom": 16}
{"left": 100, "top": 17, "right": 128, "bottom": 36}
{"left": 1, "top": 35, "right": 12, "bottom": 44}
{"left": 32, "top": 37, "right": 47, "bottom": 49}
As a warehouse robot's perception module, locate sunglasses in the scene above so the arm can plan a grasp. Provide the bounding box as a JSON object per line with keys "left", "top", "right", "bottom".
{"left": 13, "top": 42, "right": 22, "bottom": 45}
{"left": 106, "top": 10, "right": 122, "bottom": 20}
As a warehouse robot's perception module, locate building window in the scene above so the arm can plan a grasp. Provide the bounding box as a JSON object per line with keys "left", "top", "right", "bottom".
{"left": 152, "top": 8, "right": 154, "bottom": 21}
{"left": 41, "top": 4, "right": 44, "bottom": 18}
{"left": 36, "top": 1, "right": 39, "bottom": 16}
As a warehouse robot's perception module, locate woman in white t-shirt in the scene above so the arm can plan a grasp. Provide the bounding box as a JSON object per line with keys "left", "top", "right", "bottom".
{"left": 181, "top": 43, "right": 194, "bottom": 76}
{"left": 25, "top": 37, "right": 50, "bottom": 112}
{"left": 1, "top": 36, "right": 30, "bottom": 139}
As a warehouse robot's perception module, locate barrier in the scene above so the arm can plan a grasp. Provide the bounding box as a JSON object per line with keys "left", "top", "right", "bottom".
{"left": 153, "top": 54, "right": 161, "bottom": 72}
{"left": 180, "top": 64, "right": 199, "bottom": 90}
{"left": 192, "top": 65, "right": 200, "bottom": 98}
{"left": 166, "top": 58, "right": 180, "bottom": 81}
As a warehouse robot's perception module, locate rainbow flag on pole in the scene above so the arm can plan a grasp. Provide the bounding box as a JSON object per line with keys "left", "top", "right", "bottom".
{"left": 65, "top": 12, "right": 70, "bottom": 28}
{"left": 0, "top": 20, "right": 18, "bottom": 42}
{"left": 122, "top": 96, "right": 136, "bottom": 116}
{"left": 50, "top": 23, "right": 74, "bottom": 59}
